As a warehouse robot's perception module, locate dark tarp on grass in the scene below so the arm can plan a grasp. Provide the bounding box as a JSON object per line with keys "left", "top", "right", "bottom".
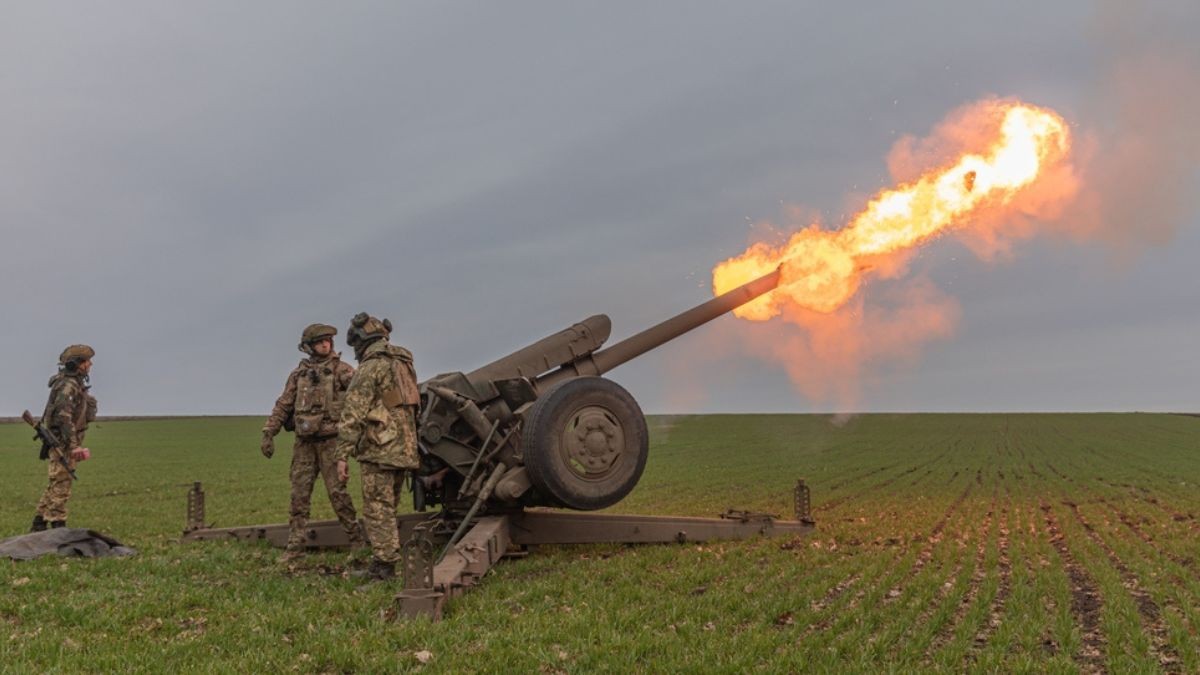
{"left": 0, "top": 528, "right": 136, "bottom": 560}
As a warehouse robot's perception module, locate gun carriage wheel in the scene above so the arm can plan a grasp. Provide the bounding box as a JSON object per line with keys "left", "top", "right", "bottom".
{"left": 522, "top": 377, "right": 648, "bottom": 510}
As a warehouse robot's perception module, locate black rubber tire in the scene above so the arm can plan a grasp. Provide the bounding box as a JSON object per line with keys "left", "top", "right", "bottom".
{"left": 523, "top": 377, "right": 649, "bottom": 511}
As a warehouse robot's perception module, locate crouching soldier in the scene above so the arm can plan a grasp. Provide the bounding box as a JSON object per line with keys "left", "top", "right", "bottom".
{"left": 32, "top": 345, "right": 98, "bottom": 532}
{"left": 335, "top": 312, "right": 421, "bottom": 582}
{"left": 262, "top": 324, "right": 365, "bottom": 561}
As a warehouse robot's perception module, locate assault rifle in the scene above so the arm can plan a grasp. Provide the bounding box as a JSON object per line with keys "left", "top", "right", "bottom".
{"left": 21, "top": 410, "right": 78, "bottom": 481}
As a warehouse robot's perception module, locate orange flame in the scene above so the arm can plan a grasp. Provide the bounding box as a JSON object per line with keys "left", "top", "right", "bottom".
{"left": 713, "top": 101, "right": 1072, "bottom": 318}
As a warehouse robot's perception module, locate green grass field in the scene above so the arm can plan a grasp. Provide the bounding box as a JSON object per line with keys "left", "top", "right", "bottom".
{"left": 2, "top": 414, "right": 1198, "bottom": 673}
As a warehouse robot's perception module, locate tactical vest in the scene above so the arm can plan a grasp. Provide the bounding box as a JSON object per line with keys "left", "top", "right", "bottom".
{"left": 293, "top": 358, "right": 344, "bottom": 438}
{"left": 77, "top": 394, "right": 97, "bottom": 437}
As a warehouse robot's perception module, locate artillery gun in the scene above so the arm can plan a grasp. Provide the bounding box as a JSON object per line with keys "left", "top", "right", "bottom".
{"left": 416, "top": 266, "right": 783, "bottom": 514}
{"left": 184, "top": 267, "right": 814, "bottom": 619}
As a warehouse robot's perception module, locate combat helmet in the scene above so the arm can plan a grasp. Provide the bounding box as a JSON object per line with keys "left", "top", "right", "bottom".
{"left": 346, "top": 312, "right": 392, "bottom": 352}
{"left": 298, "top": 323, "right": 338, "bottom": 354}
{"left": 59, "top": 344, "right": 95, "bottom": 372}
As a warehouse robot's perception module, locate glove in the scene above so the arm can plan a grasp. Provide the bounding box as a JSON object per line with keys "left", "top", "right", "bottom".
{"left": 260, "top": 432, "right": 275, "bottom": 459}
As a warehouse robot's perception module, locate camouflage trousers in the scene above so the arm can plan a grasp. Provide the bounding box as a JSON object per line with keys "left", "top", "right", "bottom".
{"left": 36, "top": 454, "right": 77, "bottom": 522}
{"left": 359, "top": 462, "right": 406, "bottom": 564}
{"left": 288, "top": 436, "right": 361, "bottom": 550}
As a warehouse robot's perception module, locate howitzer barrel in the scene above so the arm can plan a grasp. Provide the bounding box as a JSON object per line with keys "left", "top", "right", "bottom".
{"left": 537, "top": 266, "right": 781, "bottom": 390}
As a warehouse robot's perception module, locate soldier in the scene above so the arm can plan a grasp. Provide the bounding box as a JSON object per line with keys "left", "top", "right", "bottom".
{"left": 262, "top": 324, "right": 365, "bottom": 561}
{"left": 31, "top": 345, "right": 98, "bottom": 532}
{"left": 335, "top": 312, "right": 421, "bottom": 581}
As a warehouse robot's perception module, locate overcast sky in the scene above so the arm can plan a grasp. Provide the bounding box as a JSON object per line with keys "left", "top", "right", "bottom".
{"left": 3, "top": 2, "right": 1198, "bottom": 416}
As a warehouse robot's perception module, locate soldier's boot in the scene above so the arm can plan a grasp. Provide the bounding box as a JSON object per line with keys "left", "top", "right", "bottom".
{"left": 50, "top": 520, "right": 66, "bottom": 529}
{"left": 350, "top": 558, "right": 395, "bottom": 582}
{"left": 30, "top": 515, "right": 47, "bottom": 533}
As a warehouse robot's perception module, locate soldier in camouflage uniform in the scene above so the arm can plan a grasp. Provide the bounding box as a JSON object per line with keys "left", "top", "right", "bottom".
{"left": 334, "top": 312, "right": 421, "bottom": 581}
{"left": 262, "top": 324, "right": 365, "bottom": 560}
{"left": 32, "top": 345, "right": 98, "bottom": 532}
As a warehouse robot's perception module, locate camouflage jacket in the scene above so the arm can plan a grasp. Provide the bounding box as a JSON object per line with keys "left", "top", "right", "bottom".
{"left": 335, "top": 340, "right": 421, "bottom": 469}
{"left": 264, "top": 354, "right": 354, "bottom": 438}
{"left": 40, "top": 372, "right": 94, "bottom": 451}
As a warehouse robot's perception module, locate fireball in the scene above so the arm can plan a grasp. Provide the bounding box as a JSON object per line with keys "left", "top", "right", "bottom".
{"left": 713, "top": 101, "right": 1072, "bottom": 319}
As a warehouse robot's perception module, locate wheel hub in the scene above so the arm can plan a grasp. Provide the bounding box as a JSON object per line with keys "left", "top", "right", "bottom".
{"left": 563, "top": 406, "right": 624, "bottom": 478}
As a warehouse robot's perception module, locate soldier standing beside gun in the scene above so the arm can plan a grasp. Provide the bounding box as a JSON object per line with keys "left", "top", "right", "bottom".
{"left": 335, "top": 312, "right": 421, "bottom": 582}
{"left": 30, "top": 345, "right": 98, "bottom": 532}
{"left": 262, "top": 324, "right": 365, "bottom": 562}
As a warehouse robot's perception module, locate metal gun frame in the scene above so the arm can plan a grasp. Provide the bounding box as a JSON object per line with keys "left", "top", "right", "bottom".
{"left": 183, "top": 480, "right": 815, "bottom": 620}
